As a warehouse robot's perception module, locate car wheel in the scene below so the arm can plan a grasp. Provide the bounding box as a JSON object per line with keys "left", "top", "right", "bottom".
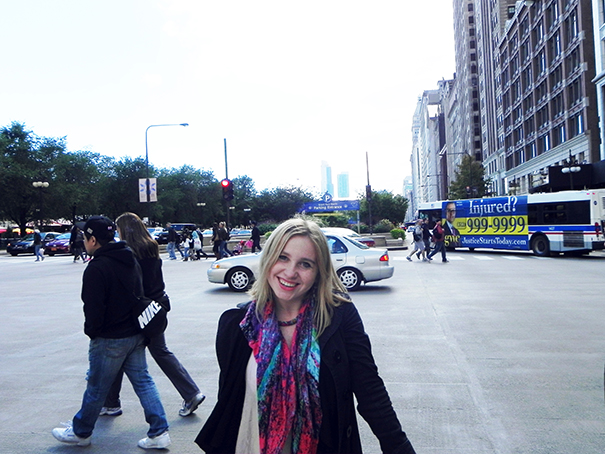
{"left": 531, "top": 234, "right": 550, "bottom": 257}
{"left": 338, "top": 268, "right": 362, "bottom": 291}
{"left": 10, "top": 252, "right": 18, "bottom": 256}
{"left": 226, "top": 268, "right": 253, "bottom": 292}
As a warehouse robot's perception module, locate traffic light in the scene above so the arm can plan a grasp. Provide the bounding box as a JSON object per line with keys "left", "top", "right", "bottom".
{"left": 221, "top": 179, "right": 234, "bottom": 201}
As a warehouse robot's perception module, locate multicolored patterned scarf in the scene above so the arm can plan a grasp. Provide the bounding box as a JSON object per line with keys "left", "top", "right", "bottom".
{"left": 240, "top": 299, "right": 322, "bottom": 454}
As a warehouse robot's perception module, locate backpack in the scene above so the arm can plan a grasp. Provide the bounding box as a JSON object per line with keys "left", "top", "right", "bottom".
{"left": 413, "top": 230, "right": 421, "bottom": 242}
{"left": 433, "top": 224, "right": 443, "bottom": 240}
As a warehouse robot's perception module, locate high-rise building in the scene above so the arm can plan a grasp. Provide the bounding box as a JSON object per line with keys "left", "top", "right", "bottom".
{"left": 320, "top": 161, "right": 334, "bottom": 196}
{"left": 494, "top": 0, "right": 598, "bottom": 194}
{"left": 337, "top": 172, "right": 349, "bottom": 198}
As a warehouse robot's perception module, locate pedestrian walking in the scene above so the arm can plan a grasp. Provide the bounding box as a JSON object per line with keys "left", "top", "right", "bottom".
{"left": 70, "top": 225, "right": 86, "bottom": 262}
{"left": 101, "top": 213, "right": 205, "bottom": 420}
{"left": 250, "top": 220, "right": 262, "bottom": 253}
{"left": 193, "top": 228, "right": 209, "bottom": 259}
{"left": 218, "top": 222, "right": 233, "bottom": 258}
{"left": 406, "top": 220, "right": 426, "bottom": 262}
{"left": 420, "top": 218, "right": 431, "bottom": 260}
{"left": 166, "top": 222, "right": 178, "bottom": 260}
{"left": 33, "top": 230, "right": 45, "bottom": 261}
{"left": 195, "top": 218, "right": 416, "bottom": 454}
{"left": 211, "top": 222, "right": 221, "bottom": 260}
{"left": 52, "top": 216, "right": 170, "bottom": 449}
{"left": 427, "top": 218, "right": 448, "bottom": 263}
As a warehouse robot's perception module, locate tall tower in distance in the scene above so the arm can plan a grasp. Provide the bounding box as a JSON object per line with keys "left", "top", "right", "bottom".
{"left": 320, "top": 161, "right": 334, "bottom": 196}
{"left": 337, "top": 172, "right": 350, "bottom": 198}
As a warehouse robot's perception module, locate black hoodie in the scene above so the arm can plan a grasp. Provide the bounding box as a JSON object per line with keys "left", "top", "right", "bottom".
{"left": 81, "top": 242, "right": 143, "bottom": 339}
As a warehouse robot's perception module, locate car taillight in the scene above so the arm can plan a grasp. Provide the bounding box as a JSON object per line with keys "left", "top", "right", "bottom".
{"left": 379, "top": 253, "right": 389, "bottom": 262}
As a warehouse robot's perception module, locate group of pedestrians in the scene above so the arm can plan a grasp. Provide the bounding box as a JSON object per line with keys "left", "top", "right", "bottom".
{"left": 406, "top": 218, "right": 448, "bottom": 263}
{"left": 52, "top": 213, "right": 205, "bottom": 450}
{"left": 51, "top": 215, "right": 418, "bottom": 453}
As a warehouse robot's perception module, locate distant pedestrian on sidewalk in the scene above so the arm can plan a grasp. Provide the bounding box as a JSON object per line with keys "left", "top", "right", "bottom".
{"left": 52, "top": 216, "right": 170, "bottom": 449}
{"left": 420, "top": 218, "right": 432, "bottom": 260}
{"left": 406, "top": 220, "right": 426, "bottom": 262}
{"left": 250, "top": 220, "right": 262, "bottom": 253}
{"left": 33, "top": 230, "right": 44, "bottom": 261}
{"left": 101, "top": 213, "right": 205, "bottom": 419}
{"left": 428, "top": 218, "right": 448, "bottom": 263}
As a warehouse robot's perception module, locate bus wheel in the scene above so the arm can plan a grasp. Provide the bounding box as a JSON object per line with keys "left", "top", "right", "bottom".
{"left": 531, "top": 235, "right": 550, "bottom": 257}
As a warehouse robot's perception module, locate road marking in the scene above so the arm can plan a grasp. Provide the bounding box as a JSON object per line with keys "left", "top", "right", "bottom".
{"left": 472, "top": 256, "right": 495, "bottom": 261}
{"left": 501, "top": 256, "right": 525, "bottom": 260}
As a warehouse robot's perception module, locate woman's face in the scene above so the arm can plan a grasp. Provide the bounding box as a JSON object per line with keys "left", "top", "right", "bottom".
{"left": 268, "top": 235, "right": 318, "bottom": 308}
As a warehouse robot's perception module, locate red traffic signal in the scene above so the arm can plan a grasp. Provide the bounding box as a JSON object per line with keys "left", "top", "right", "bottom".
{"left": 221, "top": 179, "right": 234, "bottom": 201}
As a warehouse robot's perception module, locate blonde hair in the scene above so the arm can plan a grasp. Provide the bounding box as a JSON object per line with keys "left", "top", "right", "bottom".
{"left": 115, "top": 212, "right": 159, "bottom": 260}
{"left": 248, "top": 217, "right": 350, "bottom": 335}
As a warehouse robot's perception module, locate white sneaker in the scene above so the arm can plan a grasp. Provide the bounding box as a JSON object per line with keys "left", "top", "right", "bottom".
{"left": 138, "top": 431, "right": 171, "bottom": 449}
{"left": 52, "top": 422, "right": 91, "bottom": 446}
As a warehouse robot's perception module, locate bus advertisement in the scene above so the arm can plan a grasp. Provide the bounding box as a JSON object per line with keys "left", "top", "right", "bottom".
{"left": 419, "top": 190, "right": 605, "bottom": 256}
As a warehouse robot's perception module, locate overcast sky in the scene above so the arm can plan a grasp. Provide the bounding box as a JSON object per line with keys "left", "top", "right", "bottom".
{"left": 1, "top": 0, "right": 455, "bottom": 198}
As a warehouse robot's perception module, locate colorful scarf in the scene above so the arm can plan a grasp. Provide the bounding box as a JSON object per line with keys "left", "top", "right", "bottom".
{"left": 240, "top": 299, "right": 322, "bottom": 454}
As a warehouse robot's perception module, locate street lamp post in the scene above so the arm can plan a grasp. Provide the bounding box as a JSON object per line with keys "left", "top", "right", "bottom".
{"left": 561, "top": 150, "right": 581, "bottom": 190}
{"left": 144, "top": 123, "right": 188, "bottom": 223}
{"left": 32, "top": 181, "right": 49, "bottom": 228}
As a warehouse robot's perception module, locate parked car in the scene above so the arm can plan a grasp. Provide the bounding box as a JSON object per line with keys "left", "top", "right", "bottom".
{"left": 207, "top": 231, "right": 393, "bottom": 292}
{"left": 230, "top": 229, "right": 252, "bottom": 237}
{"left": 147, "top": 227, "right": 167, "bottom": 243}
{"left": 6, "top": 232, "right": 61, "bottom": 256}
{"left": 44, "top": 233, "right": 72, "bottom": 256}
{"left": 320, "top": 227, "right": 376, "bottom": 247}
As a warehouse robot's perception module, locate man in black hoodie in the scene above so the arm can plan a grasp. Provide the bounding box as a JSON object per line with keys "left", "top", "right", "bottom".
{"left": 52, "top": 216, "right": 170, "bottom": 450}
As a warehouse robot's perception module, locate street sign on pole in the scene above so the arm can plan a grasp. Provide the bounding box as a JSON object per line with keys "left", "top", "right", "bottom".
{"left": 139, "top": 178, "right": 157, "bottom": 202}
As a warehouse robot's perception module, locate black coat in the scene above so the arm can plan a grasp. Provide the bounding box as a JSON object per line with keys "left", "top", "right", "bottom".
{"left": 81, "top": 242, "right": 143, "bottom": 339}
{"left": 195, "top": 301, "right": 415, "bottom": 454}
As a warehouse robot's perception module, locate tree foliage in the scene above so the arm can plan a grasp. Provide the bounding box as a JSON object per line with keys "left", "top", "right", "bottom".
{"left": 359, "top": 190, "right": 409, "bottom": 226}
{"left": 0, "top": 122, "right": 410, "bottom": 235}
{"left": 448, "top": 154, "right": 489, "bottom": 199}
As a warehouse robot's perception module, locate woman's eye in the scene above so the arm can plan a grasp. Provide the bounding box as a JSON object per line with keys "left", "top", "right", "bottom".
{"left": 300, "top": 261, "right": 313, "bottom": 269}
{"left": 278, "top": 255, "right": 288, "bottom": 261}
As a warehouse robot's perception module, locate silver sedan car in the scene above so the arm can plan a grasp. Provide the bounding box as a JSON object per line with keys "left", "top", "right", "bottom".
{"left": 207, "top": 232, "right": 394, "bottom": 292}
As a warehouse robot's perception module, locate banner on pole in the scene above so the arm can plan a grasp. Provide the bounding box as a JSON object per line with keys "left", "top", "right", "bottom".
{"left": 139, "top": 178, "right": 158, "bottom": 202}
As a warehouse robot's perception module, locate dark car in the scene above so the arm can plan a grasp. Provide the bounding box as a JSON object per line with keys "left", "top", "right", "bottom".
{"left": 44, "top": 233, "right": 72, "bottom": 256}
{"left": 7, "top": 232, "right": 61, "bottom": 256}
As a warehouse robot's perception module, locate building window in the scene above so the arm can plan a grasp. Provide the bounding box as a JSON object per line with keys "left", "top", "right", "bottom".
{"left": 568, "top": 78, "right": 582, "bottom": 106}
{"left": 566, "top": 9, "right": 578, "bottom": 45}
{"left": 538, "top": 49, "right": 547, "bottom": 74}
{"left": 569, "top": 113, "right": 584, "bottom": 137}
{"left": 566, "top": 46, "right": 580, "bottom": 76}
{"left": 552, "top": 93, "right": 565, "bottom": 118}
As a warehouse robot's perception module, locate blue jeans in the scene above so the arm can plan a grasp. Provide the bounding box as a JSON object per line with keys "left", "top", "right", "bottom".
{"left": 219, "top": 241, "right": 232, "bottom": 258}
{"left": 428, "top": 241, "right": 446, "bottom": 261}
{"left": 167, "top": 242, "right": 177, "bottom": 260}
{"left": 72, "top": 335, "right": 168, "bottom": 439}
{"left": 34, "top": 244, "right": 44, "bottom": 260}
{"left": 105, "top": 332, "right": 200, "bottom": 407}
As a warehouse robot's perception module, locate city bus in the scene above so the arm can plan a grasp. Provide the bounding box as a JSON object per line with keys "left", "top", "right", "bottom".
{"left": 418, "top": 190, "right": 605, "bottom": 256}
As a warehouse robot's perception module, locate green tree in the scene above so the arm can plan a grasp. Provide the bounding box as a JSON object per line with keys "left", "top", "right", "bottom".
{"left": 359, "top": 190, "right": 409, "bottom": 227}
{"left": 230, "top": 175, "right": 257, "bottom": 227}
{"left": 0, "top": 122, "right": 66, "bottom": 234}
{"left": 51, "top": 151, "right": 109, "bottom": 221}
{"left": 255, "top": 186, "right": 314, "bottom": 223}
{"left": 448, "top": 154, "right": 489, "bottom": 199}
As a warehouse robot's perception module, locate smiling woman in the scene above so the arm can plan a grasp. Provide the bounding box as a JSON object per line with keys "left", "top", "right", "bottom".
{"left": 196, "top": 218, "right": 416, "bottom": 454}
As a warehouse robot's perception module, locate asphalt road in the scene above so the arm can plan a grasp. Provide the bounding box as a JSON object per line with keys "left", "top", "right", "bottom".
{"left": 1, "top": 245, "right": 605, "bottom": 453}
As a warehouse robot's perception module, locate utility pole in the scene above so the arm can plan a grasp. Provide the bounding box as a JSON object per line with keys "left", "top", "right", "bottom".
{"left": 224, "top": 138, "right": 230, "bottom": 229}
{"left": 366, "top": 152, "right": 373, "bottom": 235}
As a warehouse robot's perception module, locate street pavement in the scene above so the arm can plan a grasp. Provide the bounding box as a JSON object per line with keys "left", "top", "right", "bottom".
{"left": 1, "top": 243, "right": 605, "bottom": 453}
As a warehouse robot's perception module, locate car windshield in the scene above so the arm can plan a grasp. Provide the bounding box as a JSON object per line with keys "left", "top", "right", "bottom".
{"left": 341, "top": 236, "right": 369, "bottom": 249}
{"left": 21, "top": 234, "right": 35, "bottom": 241}
{"left": 56, "top": 233, "right": 71, "bottom": 240}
